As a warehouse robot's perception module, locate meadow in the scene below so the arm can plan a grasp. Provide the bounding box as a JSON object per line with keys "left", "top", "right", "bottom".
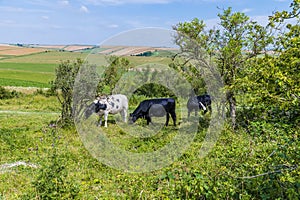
{"left": 0, "top": 48, "right": 299, "bottom": 199}
{"left": 0, "top": 50, "right": 173, "bottom": 89}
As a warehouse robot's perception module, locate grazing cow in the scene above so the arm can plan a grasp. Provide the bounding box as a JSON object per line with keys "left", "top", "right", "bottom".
{"left": 84, "top": 94, "right": 128, "bottom": 127}
{"left": 130, "top": 98, "right": 176, "bottom": 126}
{"left": 187, "top": 94, "right": 212, "bottom": 117}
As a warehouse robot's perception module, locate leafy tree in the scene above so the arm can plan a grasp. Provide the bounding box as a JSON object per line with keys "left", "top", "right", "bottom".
{"left": 173, "top": 8, "right": 271, "bottom": 129}
{"left": 238, "top": 0, "right": 300, "bottom": 124}
{"left": 51, "top": 59, "right": 83, "bottom": 126}
{"left": 98, "top": 56, "right": 130, "bottom": 94}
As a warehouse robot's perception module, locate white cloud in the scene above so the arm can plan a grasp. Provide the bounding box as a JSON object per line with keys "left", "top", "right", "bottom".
{"left": 108, "top": 24, "right": 119, "bottom": 28}
{"left": 59, "top": 0, "right": 70, "bottom": 6}
{"left": 0, "top": 19, "right": 15, "bottom": 26}
{"left": 0, "top": 6, "right": 24, "bottom": 12}
{"left": 0, "top": 6, "right": 50, "bottom": 13}
{"left": 242, "top": 8, "right": 252, "bottom": 13}
{"left": 42, "top": 15, "right": 49, "bottom": 20}
{"left": 80, "top": 5, "right": 89, "bottom": 13}
{"left": 83, "top": 0, "right": 172, "bottom": 5}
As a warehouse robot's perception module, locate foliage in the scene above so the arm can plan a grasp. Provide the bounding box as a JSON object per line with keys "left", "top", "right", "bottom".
{"left": 134, "top": 83, "right": 175, "bottom": 98}
{"left": 236, "top": 0, "right": 300, "bottom": 126}
{"left": 132, "top": 66, "right": 177, "bottom": 98}
{"left": 97, "top": 56, "right": 130, "bottom": 95}
{"left": 51, "top": 59, "right": 83, "bottom": 127}
{"left": 0, "top": 86, "right": 20, "bottom": 99}
{"left": 173, "top": 8, "right": 272, "bottom": 128}
{"left": 30, "top": 128, "right": 80, "bottom": 200}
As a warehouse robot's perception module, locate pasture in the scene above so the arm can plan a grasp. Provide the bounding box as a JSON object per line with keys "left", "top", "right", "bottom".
{"left": 0, "top": 47, "right": 299, "bottom": 199}
{"left": 0, "top": 48, "right": 173, "bottom": 88}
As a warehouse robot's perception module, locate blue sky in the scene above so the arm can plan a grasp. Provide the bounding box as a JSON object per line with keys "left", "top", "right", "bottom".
{"left": 0, "top": 0, "right": 293, "bottom": 46}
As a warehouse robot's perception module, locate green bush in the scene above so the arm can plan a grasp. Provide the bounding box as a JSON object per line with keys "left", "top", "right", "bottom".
{"left": 30, "top": 128, "right": 80, "bottom": 199}
{"left": 0, "top": 86, "right": 20, "bottom": 99}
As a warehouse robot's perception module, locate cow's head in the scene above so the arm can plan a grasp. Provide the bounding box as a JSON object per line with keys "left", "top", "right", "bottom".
{"left": 94, "top": 100, "right": 107, "bottom": 113}
{"left": 84, "top": 100, "right": 107, "bottom": 119}
{"left": 129, "top": 113, "right": 137, "bottom": 124}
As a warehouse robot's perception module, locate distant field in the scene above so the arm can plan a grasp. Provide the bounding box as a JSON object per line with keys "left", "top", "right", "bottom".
{"left": 98, "top": 45, "right": 178, "bottom": 56}
{"left": 0, "top": 45, "right": 46, "bottom": 56}
{"left": 0, "top": 62, "right": 55, "bottom": 87}
{"left": 0, "top": 78, "right": 50, "bottom": 88}
{"left": 63, "top": 45, "right": 95, "bottom": 51}
{"left": 127, "top": 56, "right": 173, "bottom": 67}
{"left": 0, "top": 45, "right": 175, "bottom": 88}
{"left": 31, "top": 44, "right": 95, "bottom": 51}
{"left": 0, "top": 51, "right": 89, "bottom": 64}
{"left": 0, "top": 69, "right": 54, "bottom": 87}
{"left": 0, "top": 62, "right": 55, "bottom": 73}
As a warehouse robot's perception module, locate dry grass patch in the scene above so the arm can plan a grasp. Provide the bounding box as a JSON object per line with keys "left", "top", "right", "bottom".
{"left": 0, "top": 46, "right": 46, "bottom": 56}
{"left": 64, "top": 45, "right": 94, "bottom": 51}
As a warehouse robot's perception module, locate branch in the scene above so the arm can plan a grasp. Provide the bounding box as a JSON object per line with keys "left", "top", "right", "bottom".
{"left": 236, "top": 165, "right": 298, "bottom": 179}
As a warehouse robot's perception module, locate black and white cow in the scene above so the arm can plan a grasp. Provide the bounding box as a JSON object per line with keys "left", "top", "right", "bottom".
{"left": 84, "top": 94, "right": 128, "bottom": 127}
{"left": 130, "top": 98, "right": 176, "bottom": 126}
{"left": 187, "top": 94, "right": 212, "bottom": 117}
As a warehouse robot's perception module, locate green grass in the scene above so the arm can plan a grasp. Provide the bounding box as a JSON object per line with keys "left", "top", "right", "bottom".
{"left": 0, "top": 62, "right": 56, "bottom": 73}
{"left": 0, "top": 70, "right": 54, "bottom": 87}
{"left": 0, "top": 78, "right": 50, "bottom": 87}
{"left": 0, "top": 93, "right": 299, "bottom": 199}
{"left": 0, "top": 62, "right": 56, "bottom": 87}
{"left": 0, "top": 94, "right": 60, "bottom": 112}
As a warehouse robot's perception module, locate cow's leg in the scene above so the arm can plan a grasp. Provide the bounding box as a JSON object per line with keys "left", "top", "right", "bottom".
{"left": 98, "top": 116, "right": 103, "bottom": 126}
{"left": 187, "top": 109, "right": 191, "bottom": 118}
{"left": 121, "top": 109, "right": 127, "bottom": 122}
{"left": 170, "top": 111, "right": 176, "bottom": 126}
{"left": 208, "top": 104, "right": 212, "bottom": 113}
{"left": 146, "top": 116, "right": 152, "bottom": 125}
{"left": 104, "top": 111, "right": 109, "bottom": 127}
{"left": 165, "top": 113, "right": 170, "bottom": 126}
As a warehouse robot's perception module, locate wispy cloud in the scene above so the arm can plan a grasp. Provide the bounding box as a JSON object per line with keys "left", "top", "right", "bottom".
{"left": 0, "top": 6, "right": 50, "bottom": 13}
{"left": 42, "top": 15, "right": 49, "bottom": 20}
{"left": 242, "top": 8, "right": 252, "bottom": 13}
{"left": 82, "top": 0, "right": 173, "bottom": 5}
{"left": 108, "top": 24, "right": 119, "bottom": 28}
{"left": 80, "top": 5, "right": 89, "bottom": 13}
{"left": 0, "top": 19, "right": 15, "bottom": 26}
{"left": 59, "top": 0, "right": 70, "bottom": 6}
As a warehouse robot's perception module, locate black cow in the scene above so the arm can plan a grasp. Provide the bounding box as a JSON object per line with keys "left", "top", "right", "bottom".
{"left": 130, "top": 98, "right": 176, "bottom": 126}
{"left": 187, "top": 94, "right": 212, "bottom": 117}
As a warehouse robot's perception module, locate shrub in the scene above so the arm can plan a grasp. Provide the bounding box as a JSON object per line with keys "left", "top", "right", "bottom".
{"left": 30, "top": 128, "right": 80, "bottom": 199}
{"left": 0, "top": 86, "right": 20, "bottom": 99}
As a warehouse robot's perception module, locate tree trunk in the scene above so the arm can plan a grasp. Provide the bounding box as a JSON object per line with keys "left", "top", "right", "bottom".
{"left": 227, "top": 90, "right": 237, "bottom": 130}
